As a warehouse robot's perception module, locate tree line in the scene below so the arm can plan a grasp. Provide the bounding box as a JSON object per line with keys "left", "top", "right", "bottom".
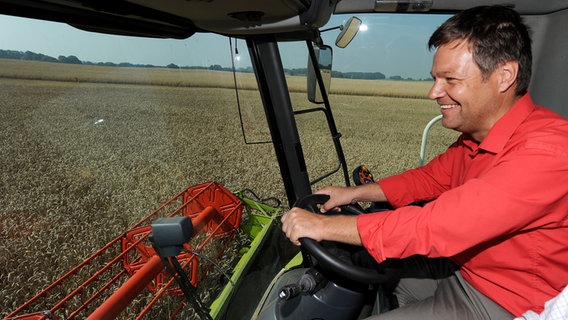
{"left": 0, "top": 49, "right": 428, "bottom": 81}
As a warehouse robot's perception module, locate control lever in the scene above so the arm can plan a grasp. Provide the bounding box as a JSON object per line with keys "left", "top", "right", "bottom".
{"left": 278, "top": 268, "right": 326, "bottom": 300}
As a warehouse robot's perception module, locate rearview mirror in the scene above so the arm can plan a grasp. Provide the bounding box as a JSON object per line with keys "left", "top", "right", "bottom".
{"left": 335, "top": 16, "right": 362, "bottom": 48}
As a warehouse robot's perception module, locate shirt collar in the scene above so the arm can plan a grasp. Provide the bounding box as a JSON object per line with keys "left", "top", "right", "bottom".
{"left": 478, "top": 93, "right": 536, "bottom": 154}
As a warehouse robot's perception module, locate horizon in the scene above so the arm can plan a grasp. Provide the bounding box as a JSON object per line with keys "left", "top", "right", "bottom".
{"left": 0, "top": 48, "right": 434, "bottom": 81}
{"left": 0, "top": 13, "right": 449, "bottom": 79}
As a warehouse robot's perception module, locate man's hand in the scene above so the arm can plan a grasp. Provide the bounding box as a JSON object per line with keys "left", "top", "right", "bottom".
{"left": 281, "top": 183, "right": 387, "bottom": 247}
{"left": 316, "top": 183, "right": 388, "bottom": 213}
{"left": 281, "top": 207, "right": 362, "bottom": 246}
{"left": 281, "top": 207, "right": 326, "bottom": 245}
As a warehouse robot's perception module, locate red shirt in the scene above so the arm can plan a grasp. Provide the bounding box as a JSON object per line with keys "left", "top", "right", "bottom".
{"left": 357, "top": 94, "right": 568, "bottom": 316}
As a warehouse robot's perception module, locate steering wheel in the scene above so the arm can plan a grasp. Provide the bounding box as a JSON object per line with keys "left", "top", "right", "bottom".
{"left": 295, "top": 193, "right": 397, "bottom": 284}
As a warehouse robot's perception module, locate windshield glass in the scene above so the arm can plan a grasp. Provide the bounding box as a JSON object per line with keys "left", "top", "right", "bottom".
{"left": 287, "top": 13, "right": 456, "bottom": 189}
{"left": 1, "top": 12, "right": 456, "bottom": 318}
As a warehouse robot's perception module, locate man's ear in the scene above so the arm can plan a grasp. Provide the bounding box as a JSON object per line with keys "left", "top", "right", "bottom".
{"left": 499, "top": 60, "right": 519, "bottom": 93}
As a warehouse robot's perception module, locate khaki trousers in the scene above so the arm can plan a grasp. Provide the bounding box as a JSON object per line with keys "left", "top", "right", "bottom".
{"left": 366, "top": 257, "right": 514, "bottom": 320}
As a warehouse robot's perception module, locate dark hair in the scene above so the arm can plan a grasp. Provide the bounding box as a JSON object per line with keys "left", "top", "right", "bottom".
{"left": 428, "top": 5, "right": 532, "bottom": 96}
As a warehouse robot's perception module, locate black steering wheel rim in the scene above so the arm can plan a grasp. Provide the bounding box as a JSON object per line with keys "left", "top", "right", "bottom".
{"left": 294, "top": 193, "right": 395, "bottom": 284}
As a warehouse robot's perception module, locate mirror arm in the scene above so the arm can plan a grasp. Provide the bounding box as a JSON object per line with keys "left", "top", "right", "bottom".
{"left": 319, "top": 25, "right": 342, "bottom": 33}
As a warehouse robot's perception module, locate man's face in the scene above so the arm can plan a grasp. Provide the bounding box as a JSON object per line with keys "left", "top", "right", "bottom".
{"left": 428, "top": 40, "right": 503, "bottom": 141}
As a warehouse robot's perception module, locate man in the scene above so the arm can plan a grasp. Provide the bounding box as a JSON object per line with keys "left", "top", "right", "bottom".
{"left": 281, "top": 5, "right": 568, "bottom": 319}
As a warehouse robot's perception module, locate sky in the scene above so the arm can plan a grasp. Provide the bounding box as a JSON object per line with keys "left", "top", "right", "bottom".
{"left": 0, "top": 13, "right": 449, "bottom": 79}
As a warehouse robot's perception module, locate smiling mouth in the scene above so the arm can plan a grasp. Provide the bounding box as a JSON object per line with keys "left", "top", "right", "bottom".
{"left": 440, "top": 104, "right": 460, "bottom": 109}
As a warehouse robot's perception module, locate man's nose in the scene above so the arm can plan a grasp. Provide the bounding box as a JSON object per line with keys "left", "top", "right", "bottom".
{"left": 428, "top": 80, "right": 444, "bottom": 100}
